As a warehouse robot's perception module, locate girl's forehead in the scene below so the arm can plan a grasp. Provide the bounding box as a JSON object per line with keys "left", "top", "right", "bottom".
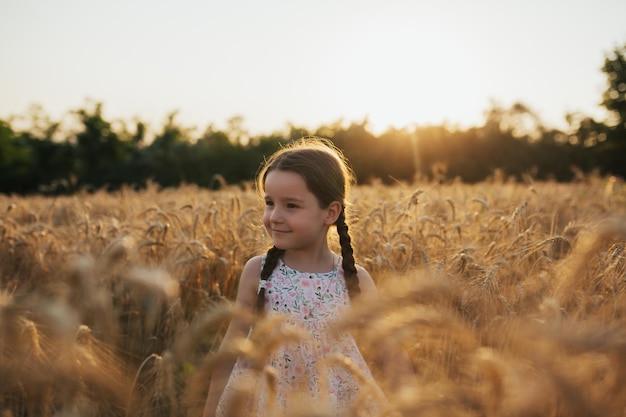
{"left": 265, "top": 169, "right": 305, "bottom": 187}
{"left": 264, "top": 170, "right": 313, "bottom": 195}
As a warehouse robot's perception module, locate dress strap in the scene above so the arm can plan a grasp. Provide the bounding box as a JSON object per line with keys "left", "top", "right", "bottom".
{"left": 258, "top": 254, "right": 268, "bottom": 295}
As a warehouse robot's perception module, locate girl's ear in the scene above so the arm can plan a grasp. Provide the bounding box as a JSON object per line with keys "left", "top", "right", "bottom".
{"left": 324, "top": 201, "right": 342, "bottom": 225}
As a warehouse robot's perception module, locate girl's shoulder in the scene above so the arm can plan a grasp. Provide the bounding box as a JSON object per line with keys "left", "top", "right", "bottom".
{"left": 238, "top": 256, "right": 264, "bottom": 289}
{"left": 355, "top": 264, "right": 378, "bottom": 298}
{"left": 244, "top": 255, "right": 264, "bottom": 273}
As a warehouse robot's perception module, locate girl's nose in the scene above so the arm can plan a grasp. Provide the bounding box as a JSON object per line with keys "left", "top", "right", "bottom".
{"left": 270, "top": 207, "right": 283, "bottom": 222}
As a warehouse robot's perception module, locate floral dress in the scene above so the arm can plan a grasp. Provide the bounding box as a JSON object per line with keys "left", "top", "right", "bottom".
{"left": 216, "top": 257, "right": 385, "bottom": 417}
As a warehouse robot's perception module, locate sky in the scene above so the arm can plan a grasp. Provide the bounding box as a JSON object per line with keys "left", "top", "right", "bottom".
{"left": 1, "top": 0, "right": 626, "bottom": 136}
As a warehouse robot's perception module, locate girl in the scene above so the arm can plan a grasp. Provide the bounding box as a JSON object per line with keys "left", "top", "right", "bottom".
{"left": 202, "top": 138, "right": 403, "bottom": 417}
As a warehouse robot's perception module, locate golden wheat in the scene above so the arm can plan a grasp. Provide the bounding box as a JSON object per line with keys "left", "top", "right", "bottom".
{"left": 0, "top": 175, "right": 625, "bottom": 416}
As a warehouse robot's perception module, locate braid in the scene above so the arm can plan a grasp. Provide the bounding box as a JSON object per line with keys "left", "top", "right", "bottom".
{"left": 336, "top": 209, "right": 360, "bottom": 299}
{"left": 255, "top": 246, "right": 284, "bottom": 315}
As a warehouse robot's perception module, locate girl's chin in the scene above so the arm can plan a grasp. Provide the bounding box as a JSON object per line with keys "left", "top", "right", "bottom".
{"left": 271, "top": 239, "right": 289, "bottom": 250}
{"left": 268, "top": 234, "right": 284, "bottom": 246}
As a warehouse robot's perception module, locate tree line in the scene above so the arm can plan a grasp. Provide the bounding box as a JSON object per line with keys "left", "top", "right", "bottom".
{"left": 1, "top": 44, "right": 625, "bottom": 195}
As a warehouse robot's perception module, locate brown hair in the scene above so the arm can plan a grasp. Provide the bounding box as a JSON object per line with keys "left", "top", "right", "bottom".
{"left": 255, "top": 138, "right": 360, "bottom": 314}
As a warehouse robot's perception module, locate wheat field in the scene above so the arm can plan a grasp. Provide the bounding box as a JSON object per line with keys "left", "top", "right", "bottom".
{"left": 1, "top": 174, "right": 625, "bottom": 417}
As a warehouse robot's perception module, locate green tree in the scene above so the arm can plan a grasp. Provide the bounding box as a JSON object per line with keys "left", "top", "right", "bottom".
{"left": 0, "top": 105, "right": 78, "bottom": 194}
{"left": 74, "top": 102, "right": 135, "bottom": 189}
{"left": 144, "top": 111, "right": 196, "bottom": 187}
{"left": 0, "top": 119, "right": 35, "bottom": 193}
{"left": 21, "top": 132, "right": 76, "bottom": 194}
{"left": 597, "top": 43, "right": 626, "bottom": 176}
{"left": 601, "top": 44, "right": 626, "bottom": 128}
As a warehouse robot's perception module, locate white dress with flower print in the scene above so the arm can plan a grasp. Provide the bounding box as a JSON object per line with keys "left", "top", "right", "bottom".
{"left": 216, "top": 257, "right": 384, "bottom": 417}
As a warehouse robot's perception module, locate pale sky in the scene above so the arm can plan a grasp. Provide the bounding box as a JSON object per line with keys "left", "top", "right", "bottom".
{"left": 1, "top": 0, "right": 625, "bottom": 136}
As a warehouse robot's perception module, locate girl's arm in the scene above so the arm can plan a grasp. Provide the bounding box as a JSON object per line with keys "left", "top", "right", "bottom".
{"left": 202, "top": 256, "right": 262, "bottom": 417}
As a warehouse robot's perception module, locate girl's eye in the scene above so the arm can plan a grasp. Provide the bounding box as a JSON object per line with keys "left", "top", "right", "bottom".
{"left": 265, "top": 200, "right": 274, "bottom": 206}
{"left": 287, "top": 203, "right": 298, "bottom": 209}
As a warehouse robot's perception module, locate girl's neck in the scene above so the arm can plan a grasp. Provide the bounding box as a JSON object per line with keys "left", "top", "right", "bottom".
{"left": 281, "top": 246, "right": 337, "bottom": 274}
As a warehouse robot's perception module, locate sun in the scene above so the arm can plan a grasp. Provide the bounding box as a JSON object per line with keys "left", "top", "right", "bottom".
{"left": 325, "top": 18, "right": 488, "bottom": 133}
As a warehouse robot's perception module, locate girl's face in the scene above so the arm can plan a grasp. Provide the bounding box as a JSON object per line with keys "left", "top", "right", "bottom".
{"left": 262, "top": 169, "right": 334, "bottom": 251}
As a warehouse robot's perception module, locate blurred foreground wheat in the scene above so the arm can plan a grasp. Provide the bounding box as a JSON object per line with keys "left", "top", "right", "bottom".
{"left": 1, "top": 176, "right": 625, "bottom": 416}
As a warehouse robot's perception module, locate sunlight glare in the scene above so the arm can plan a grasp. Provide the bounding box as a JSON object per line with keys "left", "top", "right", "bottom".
{"left": 328, "top": 19, "right": 487, "bottom": 133}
